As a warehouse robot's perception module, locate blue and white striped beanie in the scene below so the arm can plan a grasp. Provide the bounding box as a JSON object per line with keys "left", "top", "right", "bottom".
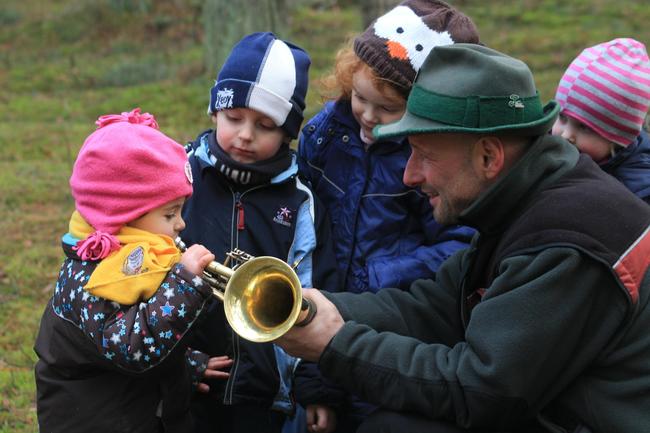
{"left": 208, "top": 32, "right": 311, "bottom": 139}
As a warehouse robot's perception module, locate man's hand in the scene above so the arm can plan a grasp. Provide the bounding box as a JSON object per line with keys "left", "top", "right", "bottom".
{"left": 276, "top": 289, "right": 344, "bottom": 362}
{"left": 196, "top": 355, "right": 233, "bottom": 394}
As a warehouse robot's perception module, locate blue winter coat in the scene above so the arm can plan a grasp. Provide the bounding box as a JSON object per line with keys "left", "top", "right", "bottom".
{"left": 298, "top": 100, "right": 475, "bottom": 293}
{"left": 601, "top": 129, "right": 650, "bottom": 204}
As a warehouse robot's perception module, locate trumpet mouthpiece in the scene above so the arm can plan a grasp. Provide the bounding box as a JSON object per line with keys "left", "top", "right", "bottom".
{"left": 174, "top": 237, "right": 187, "bottom": 251}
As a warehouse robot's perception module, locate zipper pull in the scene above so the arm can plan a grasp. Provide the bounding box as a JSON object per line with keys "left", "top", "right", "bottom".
{"left": 236, "top": 201, "right": 245, "bottom": 231}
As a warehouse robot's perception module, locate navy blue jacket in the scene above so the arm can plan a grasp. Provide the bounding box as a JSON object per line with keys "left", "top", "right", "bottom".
{"left": 34, "top": 238, "right": 213, "bottom": 433}
{"left": 601, "top": 129, "right": 650, "bottom": 204}
{"left": 298, "top": 100, "right": 475, "bottom": 293}
{"left": 181, "top": 130, "right": 342, "bottom": 415}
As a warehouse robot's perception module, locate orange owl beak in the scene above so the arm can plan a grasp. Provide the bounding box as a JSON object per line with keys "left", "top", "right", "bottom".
{"left": 386, "top": 40, "right": 408, "bottom": 60}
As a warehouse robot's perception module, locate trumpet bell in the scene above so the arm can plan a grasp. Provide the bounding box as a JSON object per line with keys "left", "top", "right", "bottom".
{"left": 224, "top": 256, "right": 302, "bottom": 343}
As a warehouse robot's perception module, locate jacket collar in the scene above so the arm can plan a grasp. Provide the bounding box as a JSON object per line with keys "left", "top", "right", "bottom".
{"left": 601, "top": 129, "right": 650, "bottom": 171}
{"left": 193, "top": 130, "right": 298, "bottom": 184}
{"left": 459, "top": 134, "right": 579, "bottom": 235}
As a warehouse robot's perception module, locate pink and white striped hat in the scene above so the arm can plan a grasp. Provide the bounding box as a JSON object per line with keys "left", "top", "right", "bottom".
{"left": 555, "top": 38, "right": 650, "bottom": 146}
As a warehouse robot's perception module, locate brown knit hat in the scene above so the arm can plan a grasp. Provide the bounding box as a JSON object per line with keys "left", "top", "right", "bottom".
{"left": 354, "top": 0, "right": 479, "bottom": 90}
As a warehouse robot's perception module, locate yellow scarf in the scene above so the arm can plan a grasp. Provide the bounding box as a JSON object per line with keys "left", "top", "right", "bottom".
{"left": 69, "top": 211, "right": 181, "bottom": 304}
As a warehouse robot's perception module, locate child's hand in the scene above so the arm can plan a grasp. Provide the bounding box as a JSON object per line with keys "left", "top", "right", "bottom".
{"left": 179, "top": 244, "right": 215, "bottom": 276}
{"left": 196, "top": 355, "right": 233, "bottom": 394}
{"left": 306, "top": 404, "right": 337, "bottom": 433}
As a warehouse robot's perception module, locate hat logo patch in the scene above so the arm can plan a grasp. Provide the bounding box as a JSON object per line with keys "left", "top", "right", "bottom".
{"left": 214, "top": 88, "right": 234, "bottom": 110}
{"left": 184, "top": 161, "right": 193, "bottom": 184}
{"left": 509, "top": 94, "right": 525, "bottom": 109}
{"left": 273, "top": 206, "right": 293, "bottom": 227}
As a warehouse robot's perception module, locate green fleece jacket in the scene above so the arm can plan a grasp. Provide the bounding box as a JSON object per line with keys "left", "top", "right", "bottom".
{"left": 319, "top": 135, "right": 650, "bottom": 433}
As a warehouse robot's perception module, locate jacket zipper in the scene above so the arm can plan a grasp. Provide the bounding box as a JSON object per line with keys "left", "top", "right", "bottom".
{"left": 223, "top": 185, "right": 266, "bottom": 405}
{"left": 236, "top": 200, "right": 245, "bottom": 231}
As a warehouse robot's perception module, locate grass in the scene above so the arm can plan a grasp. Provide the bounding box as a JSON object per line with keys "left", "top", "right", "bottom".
{"left": 1, "top": 0, "right": 650, "bottom": 431}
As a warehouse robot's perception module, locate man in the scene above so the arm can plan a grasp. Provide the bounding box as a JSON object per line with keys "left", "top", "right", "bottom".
{"left": 278, "top": 44, "right": 650, "bottom": 433}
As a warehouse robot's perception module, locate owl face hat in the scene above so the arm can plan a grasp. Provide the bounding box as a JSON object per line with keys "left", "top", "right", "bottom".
{"left": 354, "top": 0, "right": 480, "bottom": 90}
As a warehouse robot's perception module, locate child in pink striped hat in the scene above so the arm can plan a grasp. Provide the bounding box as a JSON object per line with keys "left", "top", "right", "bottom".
{"left": 34, "top": 108, "right": 225, "bottom": 432}
{"left": 552, "top": 38, "right": 650, "bottom": 203}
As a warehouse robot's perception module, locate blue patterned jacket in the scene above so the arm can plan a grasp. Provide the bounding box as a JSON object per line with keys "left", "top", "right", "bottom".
{"left": 34, "top": 237, "right": 213, "bottom": 433}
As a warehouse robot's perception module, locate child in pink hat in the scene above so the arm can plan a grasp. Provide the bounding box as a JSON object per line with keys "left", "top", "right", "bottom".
{"left": 34, "top": 108, "right": 224, "bottom": 432}
{"left": 552, "top": 38, "right": 650, "bottom": 203}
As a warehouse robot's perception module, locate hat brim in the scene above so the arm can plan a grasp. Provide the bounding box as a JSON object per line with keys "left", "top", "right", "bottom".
{"left": 375, "top": 100, "right": 560, "bottom": 139}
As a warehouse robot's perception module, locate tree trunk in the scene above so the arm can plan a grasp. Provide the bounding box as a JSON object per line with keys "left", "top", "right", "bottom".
{"left": 202, "top": 0, "right": 289, "bottom": 74}
{"left": 359, "top": 0, "right": 401, "bottom": 28}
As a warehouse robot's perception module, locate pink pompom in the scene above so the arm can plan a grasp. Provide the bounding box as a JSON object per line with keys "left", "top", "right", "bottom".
{"left": 95, "top": 108, "right": 159, "bottom": 130}
{"left": 73, "top": 231, "right": 121, "bottom": 261}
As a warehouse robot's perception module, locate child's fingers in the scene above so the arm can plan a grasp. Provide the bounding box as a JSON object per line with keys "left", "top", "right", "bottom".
{"left": 208, "top": 355, "right": 230, "bottom": 362}
{"left": 202, "top": 356, "right": 233, "bottom": 379}
{"left": 196, "top": 382, "right": 210, "bottom": 393}
{"left": 207, "top": 356, "right": 233, "bottom": 369}
{"left": 198, "top": 251, "right": 215, "bottom": 269}
{"left": 305, "top": 407, "right": 316, "bottom": 429}
{"left": 203, "top": 369, "right": 230, "bottom": 379}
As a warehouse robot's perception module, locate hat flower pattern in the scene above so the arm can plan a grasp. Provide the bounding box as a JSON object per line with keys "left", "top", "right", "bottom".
{"left": 373, "top": 5, "right": 454, "bottom": 72}
{"left": 95, "top": 107, "right": 159, "bottom": 130}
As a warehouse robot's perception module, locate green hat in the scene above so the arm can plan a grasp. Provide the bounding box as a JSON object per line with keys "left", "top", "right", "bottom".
{"left": 375, "top": 43, "right": 560, "bottom": 138}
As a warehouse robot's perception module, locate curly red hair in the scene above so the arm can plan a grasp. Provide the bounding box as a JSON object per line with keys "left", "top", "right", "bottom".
{"left": 319, "top": 40, "right": 409, "bottom": 102}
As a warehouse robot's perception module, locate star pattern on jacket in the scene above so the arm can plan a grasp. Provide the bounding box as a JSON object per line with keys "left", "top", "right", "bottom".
{"left": 51, "top": 258, "right": 211, "bottom": 372}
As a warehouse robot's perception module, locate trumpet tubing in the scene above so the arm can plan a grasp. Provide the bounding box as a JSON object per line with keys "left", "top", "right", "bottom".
{"left": 175, "top": 237, "right": 303, "bottom": 342}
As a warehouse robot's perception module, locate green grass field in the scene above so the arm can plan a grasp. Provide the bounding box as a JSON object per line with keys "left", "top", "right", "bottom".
{"left": 1, "top": 0, "right": 650, "bottom": 431}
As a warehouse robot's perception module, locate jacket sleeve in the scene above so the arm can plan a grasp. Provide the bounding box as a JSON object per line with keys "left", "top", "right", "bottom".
{"left": 310, "top": 193, "right": 342, "bottom": 293}
{"left": 319, "top": 248, "right": 629, "bottom": 430}
{"left": 366, "top": 191, "right": 475, "bottom": 291}
{"left": 323, "top": 248, "right": 466, "bottom": 344}
{"left": 291, "top": 174, "right": 341, "bottom": 293}
{"left": 297, "top": 132, "right": 314, "bottom": 185}
{"left": 73, "top": 263, "right": 213, "bottom": 373}
{"left": 293, "top": 360, "right": 347, "bottom": 408}
{"left": 297, "top": 106, "right": 332, "bottom": 191}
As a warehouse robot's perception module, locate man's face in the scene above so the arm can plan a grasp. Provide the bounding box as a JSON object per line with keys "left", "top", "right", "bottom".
{"left": 403, "top": 133, "right": 484, "bottom": 225}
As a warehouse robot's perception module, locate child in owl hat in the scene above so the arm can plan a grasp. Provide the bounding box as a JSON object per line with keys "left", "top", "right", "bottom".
{"left": 296, "top": 1, "right": 479, "bottom": 429}
{"left": 34, "top": 108, "right": 219, "bottom": 433}
{"left": 551, "top": 38, "right": 650, "bottom": 203}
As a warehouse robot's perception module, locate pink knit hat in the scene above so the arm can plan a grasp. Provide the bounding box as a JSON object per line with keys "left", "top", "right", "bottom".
{"left": 70, "top": 108, "right": 193, "bottom": 236}
{"left": 555, "top": 38, "right": 650, "bottom": 146}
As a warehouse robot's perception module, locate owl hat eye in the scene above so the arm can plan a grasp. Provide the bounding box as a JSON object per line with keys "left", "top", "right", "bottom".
{"left": 353, "top": 0, "right": 479, "bottom": 90}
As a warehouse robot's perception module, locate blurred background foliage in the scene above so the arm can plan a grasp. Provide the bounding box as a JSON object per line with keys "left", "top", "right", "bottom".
{"left": 1, "top": 0, "right": 649, "bottom": 431}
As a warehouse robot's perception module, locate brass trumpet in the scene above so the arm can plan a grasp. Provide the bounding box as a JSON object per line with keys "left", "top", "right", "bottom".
{"left": 175, "top": 238, "right": 314, "bottom": 343}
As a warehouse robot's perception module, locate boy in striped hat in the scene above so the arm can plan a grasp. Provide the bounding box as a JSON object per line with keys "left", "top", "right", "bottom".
{"left": 552, "top": 37, "right": 650, "bottom": 203}
{"left": 181, "top": 32, "right": 342, "bottom": 433}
